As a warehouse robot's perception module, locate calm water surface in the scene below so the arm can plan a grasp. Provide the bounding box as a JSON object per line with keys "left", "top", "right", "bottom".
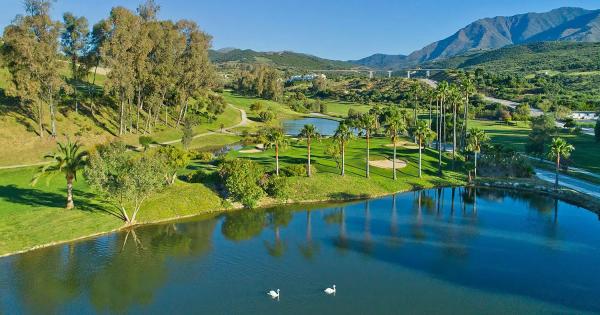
{"left": 1, "top": 188, "right": 600, "bottom": 314}
{"left": 282, "top": 117, "right": 340, "bottom": 136}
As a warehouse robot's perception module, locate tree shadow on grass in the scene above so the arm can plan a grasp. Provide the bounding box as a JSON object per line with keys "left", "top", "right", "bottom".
{"left": 0, "top": 184, "right": 123, "bottom": 220}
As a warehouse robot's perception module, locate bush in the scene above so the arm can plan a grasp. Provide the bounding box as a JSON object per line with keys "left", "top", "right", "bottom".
{"left": 259, "top": 111, "right": 275, "bottom": 122}
{"left": 319, "top": 103, "right": 328, "bottom": 114}
{"left": 249, "top": 102, "right": 264, "bottom": 112}
{"left": 187, "top": 169, "right": 218, "bottom": 184}
{"left": 139, "top": 136, "right": 153, "bottom": 151}
{"left": 281, "top": 164, "right": 317, "bottom": 177}
{"left": 190, "top": 150, "right": 214, "bottom": 162}
{"left": 264, "top": 176, "right": 291, "bottom": 201}
{"left": 219, "top": 159, "right": 265, "bottom": 208}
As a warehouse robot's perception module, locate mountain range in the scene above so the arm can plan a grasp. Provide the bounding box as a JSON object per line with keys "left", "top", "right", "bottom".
{"left": 209, "top": 48, "right": 356, "bottom": 70}
{"left": 351, "top": 7, "right": 600, "bottom": 69}
{"left": 210, "top": 7, "right": 600, "bottom": 71}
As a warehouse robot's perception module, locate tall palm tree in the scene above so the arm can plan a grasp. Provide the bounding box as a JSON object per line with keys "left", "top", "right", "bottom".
{"left": 264, "top": 127, "right": 289, "bottom": 176}
{"left": 460, "top": 72, "right": 476, "bottom": 149}
{"left": 415, "top": 120, "right": 435, "bottom": 178}
{"left": 548, "top": 137, "right": 574, "bottom": 189}
{"left": 436, "top": 81, "right": 450, "bottom": 175}
{"left": 32, "top": 138, "right": 88, "bottom": 209}
{"left": 333, "top": 121, "right": 354, "bottom": 176}
{"left": 299, "top": 124, "right": 320, "bottom": 177}
{"left": 448, "top": 85, "right": 463, "bottom": 168}
{"left": 409, "top": 83, "right": 423, "bottom": 136}
{"left": 384, "top": 109, "right": 406, "bottom": 180}
{"left": 466, "top": 128, "right": 489, "bottom": 180}
{"left": 358, "top": 113, "right": 378, "bottom": 178}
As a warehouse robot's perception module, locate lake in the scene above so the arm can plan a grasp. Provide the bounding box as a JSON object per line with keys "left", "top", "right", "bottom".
{"left": 282, "top": 117, "right": 340, "bottom": 136}
{"left": 1, "top": 188, "right": 600, "bottom": 314}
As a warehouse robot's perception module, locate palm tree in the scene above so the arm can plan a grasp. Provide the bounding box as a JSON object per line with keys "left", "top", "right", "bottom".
{"left": 466, "top": 128, "right": 489, "bottom": 180}
{"left": 384, "top": 109, "right": 406, "bottom": 180}
{"left": 415, "top": 120, "right": 435, "bottom": 178}
{"left": 448, "top": 85, "right": 463, "bottom": 168}
{"left": 32, "top": 138, "right": 88, "bottom": 209}
{"left": 264, "top": 127, "right": 289, "bottom": 176}
{"left": 548, "top": 137, "right": 574, "bottom": 189}
{"left": 436, "top": 81, "right": 450, "bottom": 175}
{"left": 460, "top": 72, "right": 476, "bottom": 149}
{"left": 409, "top": 83, "right": 423, "bottom": 136}
{"left": 299, "top": 124, "right": 320, "bottom": 177}
{"left": 358, "top": 113, "right": 378, "bottom": 178}
{"left": 333, "top": 121, "right": 354, "bottom": 176}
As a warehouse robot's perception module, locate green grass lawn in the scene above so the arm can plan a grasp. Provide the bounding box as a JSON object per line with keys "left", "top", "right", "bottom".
{"left": 321, "top": 100, "right": 371, "bottom": 117}
{"left": 229, "top": 136, "right": 465, "bottom": 202}
{"left": 0, "top": 165, "right": 227, "bottom": 256}
{"left": 470, "top": 119, "right": 600, "bottom": 175}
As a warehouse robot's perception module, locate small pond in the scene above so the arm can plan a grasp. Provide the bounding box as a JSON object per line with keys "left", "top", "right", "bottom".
{"left": 1, "top": 188, "right": 600, "bottom": 314}
{"left": 282, "top": 117, "right": 340, "bottom": 136}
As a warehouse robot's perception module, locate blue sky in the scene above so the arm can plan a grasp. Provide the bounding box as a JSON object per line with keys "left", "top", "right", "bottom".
{"left": 0, "top": 0, "right": 598, "bottom": 60}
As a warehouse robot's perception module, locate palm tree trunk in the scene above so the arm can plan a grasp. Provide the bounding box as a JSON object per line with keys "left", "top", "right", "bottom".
{"left": 555, "top": 155, "right": 560, "bottom": 189}
{"left": 341, "top": 142, "right": 345, "bottom": 176}
{"left": 66, "top": 174, "right": 74, "bottom": 209}
{"left": 464, "top": 94, "right": 469, "bottom": 149}
{"left": 474, "top": 151, "right": 478, "bottom": 179}
{"left": 275, "top": 144, "right": 280, "bottom": 176}
{"left": 452, "top": 101, "right": 457, "bottom": 170}
{"left": 366, "top": 133, "right": 370, "bottom": 178}
{"left": 393, "top": 139, "right": 397, "bottom": 180}
{"left": 307, "top": 138, "right": 312, "bottom": 177}
{"left": 419, "top": 137, "right": 422, "bottom": 177}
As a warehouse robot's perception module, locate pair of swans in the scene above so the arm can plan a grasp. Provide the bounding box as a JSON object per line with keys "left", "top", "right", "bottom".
{"left": 267, "top": 285, "right": 336, "bottom": 299}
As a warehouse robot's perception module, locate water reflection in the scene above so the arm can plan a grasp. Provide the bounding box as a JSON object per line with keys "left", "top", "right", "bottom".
{"left": 2, "top": 188, "right": 600, "bottom": 314}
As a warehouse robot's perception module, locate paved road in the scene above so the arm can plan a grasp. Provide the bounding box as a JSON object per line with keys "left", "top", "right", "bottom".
{"left": 535, "top": 168, "right": 600, "bottom": 198}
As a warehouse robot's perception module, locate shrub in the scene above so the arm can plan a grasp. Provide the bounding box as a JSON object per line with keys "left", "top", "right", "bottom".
{"left": 281, "top": 164, "right": 317, "bottom": 177}
{"left": 249, "top": 101, "right": 264, "bottom": 112}
{"left": 319, "top": 103, "right": 328, "bottom": 114}
{"left": 139, "top": 136, "right": 154, "bottom": 151}
{"left": 265, "top": 176, "right": 291, "bottom": 201}
{"left": 187, "top": 169, "right": 219, "bottom": 184}
{"left": 154, "top": 145, "right": 190, "bottom": 184}
{"left": 219, "top": 159, "right": 265, "bottom": 208}
{"left": 259, "top": 111, "right": 275, "bottom": 122}
{"left": 190, "top": 150, "right": 214, "bottom": 162}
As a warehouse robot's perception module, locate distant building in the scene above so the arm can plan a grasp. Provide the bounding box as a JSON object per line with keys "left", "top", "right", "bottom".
{"left": 286, "top": 73, "right": 326, "bottom": 83}
{"left": 570, "top": 111, "right": 598, "bottom": 120}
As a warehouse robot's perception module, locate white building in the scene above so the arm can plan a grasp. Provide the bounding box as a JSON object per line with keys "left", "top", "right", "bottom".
{"left": 570, "top": 111, "right": 599, "bottom": 120}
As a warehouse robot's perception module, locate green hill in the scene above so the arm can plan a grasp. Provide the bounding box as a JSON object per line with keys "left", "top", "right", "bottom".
{"left": 209, "top": 48, "right": 357, "bottom": 70}
{"left": 423, "top": 42, "right": 600, "bottom": 74}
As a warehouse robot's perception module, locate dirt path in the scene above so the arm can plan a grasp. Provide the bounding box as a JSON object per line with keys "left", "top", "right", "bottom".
{"left": 157, "top": 104, "right": 248, "bottom": 145}
{"left": 0, "top": 105, "right": 249, "bottom": 170}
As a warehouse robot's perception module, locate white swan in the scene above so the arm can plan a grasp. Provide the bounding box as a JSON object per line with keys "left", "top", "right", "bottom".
{"left": 324, "top": 285, "right": 336, "bottom": 295}
{"left": 267, "top": 289, "right": 280, "bottom": 299}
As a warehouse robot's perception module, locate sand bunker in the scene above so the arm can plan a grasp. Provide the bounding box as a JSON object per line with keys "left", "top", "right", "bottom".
{"left": 369, "top": 159, "right": 408, "bottom": 169}
{"left": 384, "top": 141, "right": 420, "bottom": 149}
{"left": 239, "top": 149, "right": 262, "bottom": 154}
{"left": 239, "top": 143, "right": 265, "bottom": 154}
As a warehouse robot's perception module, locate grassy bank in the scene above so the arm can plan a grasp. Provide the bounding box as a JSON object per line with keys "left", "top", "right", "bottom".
{"left": 0, "top": 132, "right": 466, "bottom": 256}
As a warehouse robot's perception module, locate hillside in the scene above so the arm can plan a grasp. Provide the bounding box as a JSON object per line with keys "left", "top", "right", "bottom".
{"left": 352, "top": 7, "right": 600, "bottom": 69}
{"left": 422, "top": 41, "right": 600, "bottom": 73}
{"left": 209, "top": 48, "right": 357, "bottom": 70}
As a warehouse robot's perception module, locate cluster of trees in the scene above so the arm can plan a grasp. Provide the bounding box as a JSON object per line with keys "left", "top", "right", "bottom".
{"left": 33, "top": 138, "right": 190, "bottom": 224}
{"left": 232, "top": 65, "right": 283, "bottom": 101}
{"left": 2, "top": 0, "right": 217, "bottom": 138}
